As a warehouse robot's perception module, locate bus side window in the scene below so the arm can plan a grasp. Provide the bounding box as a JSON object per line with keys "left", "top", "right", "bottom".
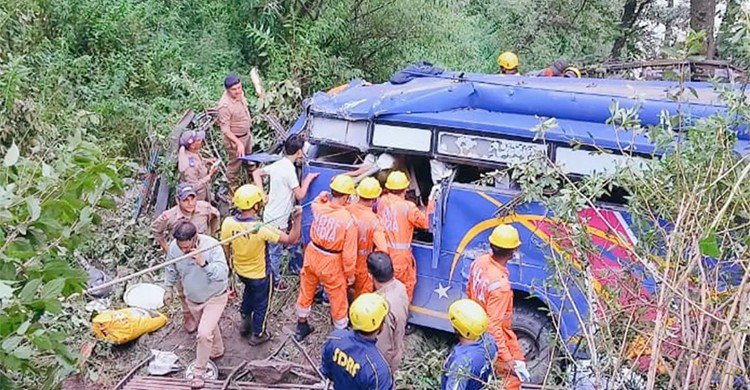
{"left": 453, "top": 164, "right": 521, "bottom": 192}
{"left": 555, "top": 146, "right": 649, "bottom": 206}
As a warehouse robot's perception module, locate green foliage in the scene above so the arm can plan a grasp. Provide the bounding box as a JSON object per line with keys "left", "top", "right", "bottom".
{"left": 471, "top": 0, "right": 622, "bottom": 71}
{"left": 508, "top": 80, "right": 750, "bottom": 388}
{"left": 0, "top": 134, "right": 122, "bottom": 388}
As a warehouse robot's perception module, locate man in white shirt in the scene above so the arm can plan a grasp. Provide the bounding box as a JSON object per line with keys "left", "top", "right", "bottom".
{"left": 252, "top": 134, "right": 318, "bottom": 291}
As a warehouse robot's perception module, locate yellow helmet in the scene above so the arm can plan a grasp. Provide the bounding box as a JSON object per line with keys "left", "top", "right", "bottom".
{"left": 385, "top": 171, "right": 409, "bottom": 191}
{"left": 330, "top": 174, "right": 356, "bottom": 195}
{"left": 356, "top": 177, "right": 382, "bottom": 199}
{"left": 448, "top": 299, "right": 488, "bottom": 340}
{"left": 489, "top": 224, "right": 521, "bottom": 249}
{"left": 563, "top": 66, "right": 581, "bottom": 78}
{"left": 497, "top": 52, "right": 519, "bottom": 71}
{"left": 233, "top": 184, "right": 264, "bottom": 210}
{"left": 349, "top": 293, "right": 389, "bottom": 332}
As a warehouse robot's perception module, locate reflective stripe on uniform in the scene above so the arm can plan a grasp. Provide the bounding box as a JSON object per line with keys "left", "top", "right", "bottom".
{"left": 487, "top": 281, "right": 502, "bottom": 292}
{"left": 389, "top": 243, "right": 412, "bottom": 250}
{"left": 334, "top": 317, "right": 349, "bottom": 329}
{"left": 311, "top": 241, "right": 342, "bottom": 255}
{"left": 296, "top": 305, "right": 312, "bottom": 318}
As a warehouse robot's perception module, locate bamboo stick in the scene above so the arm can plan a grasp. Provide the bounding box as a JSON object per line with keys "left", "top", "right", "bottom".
{"left": 86, "top": 200, "right": 313, "bottom": 294}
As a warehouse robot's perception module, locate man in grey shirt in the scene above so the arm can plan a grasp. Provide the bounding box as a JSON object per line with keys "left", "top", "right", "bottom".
{"left": 164, "top": 221, "right": 228, "bottom": 389}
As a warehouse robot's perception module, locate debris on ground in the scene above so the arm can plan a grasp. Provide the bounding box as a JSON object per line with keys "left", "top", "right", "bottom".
{"left": 148, "top": 350, "right": 181, "bottom": 376}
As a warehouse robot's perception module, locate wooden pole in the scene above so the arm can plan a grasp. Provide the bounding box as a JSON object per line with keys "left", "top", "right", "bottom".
{"left": 86, "top": 200, "right": 313, "bottom": 295}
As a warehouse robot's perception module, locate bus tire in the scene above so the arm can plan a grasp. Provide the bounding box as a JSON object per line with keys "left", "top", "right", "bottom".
{"left": 512, "top": 302, "right": 554, "bottom": 384}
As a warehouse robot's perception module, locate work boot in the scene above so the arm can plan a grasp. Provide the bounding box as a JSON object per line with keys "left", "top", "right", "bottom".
{"left": 294, "top": 321, "right": 314, "bottom": 342}
{"left": 240, "top": 315, "right": 252, "bottom": 338}
{"left": 248, "top": 332, "right": 272, "bottom": 346}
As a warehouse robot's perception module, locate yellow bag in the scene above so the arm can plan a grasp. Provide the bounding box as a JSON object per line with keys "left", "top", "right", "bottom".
{"left": 92, "top": 307, "right": 167, "bottom": 344}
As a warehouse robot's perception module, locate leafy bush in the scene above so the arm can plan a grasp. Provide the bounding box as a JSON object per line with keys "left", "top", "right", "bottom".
{"left": 0, "top": 133, "right": 122, "bottom": 388}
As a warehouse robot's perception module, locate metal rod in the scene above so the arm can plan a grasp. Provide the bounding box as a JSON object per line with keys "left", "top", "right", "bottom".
{"left": 114, "top": 355, "right": 153, "bottom": 390}
{"left": 290, "top": 334, "right": 325, "bottom": 380}
{"left": 266, "top": 334, "right": 292, "bottom": 361}
{"left": 222, "top": 361, "right": 248, "bottom": 390}
{"left": 86, "top": 199, "right": 314, "bottom": 294}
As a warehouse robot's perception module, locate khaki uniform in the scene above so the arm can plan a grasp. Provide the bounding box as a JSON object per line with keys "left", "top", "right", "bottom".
{"left": 375, "top": 279, "right": 409, "bottom": 373}
{"left": 152, "top": 201, "right": 220, "bottom": 332}
{"left": 150, "top": 201, "right": 220, "bottom": 245}
{"left": 216, "top": 91, "right": 253, "bottom": 190}
{"left": 178, "top": 148, "right": 212, "bottom": 202}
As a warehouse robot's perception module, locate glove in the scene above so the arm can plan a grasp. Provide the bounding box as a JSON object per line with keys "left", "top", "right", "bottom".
{"left": 428, "top": 185, "right": 441, "bottom": 202}
{"left": 514, "top": 360, "right": 531, "bottom": 383}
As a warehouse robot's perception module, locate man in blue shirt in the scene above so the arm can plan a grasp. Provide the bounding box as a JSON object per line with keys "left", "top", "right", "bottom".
{"left": 442, "top": 299, "right": 498, "bottom": 390}
{"left": 321, "top": 293, "right": 394, "bottom": 389}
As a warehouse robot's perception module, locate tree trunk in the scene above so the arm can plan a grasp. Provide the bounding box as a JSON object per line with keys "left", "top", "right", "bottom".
{"left": 716, "top": 0, "right": 741, "bottom": 59}
{"left": 610, "top": 0, "right": 653, "bottom": 60}
{"left": 690, "top": 0, "right": 717, "bottom": 59}
{"left": 664, "top": 0, "right": 675, "bottom": 48}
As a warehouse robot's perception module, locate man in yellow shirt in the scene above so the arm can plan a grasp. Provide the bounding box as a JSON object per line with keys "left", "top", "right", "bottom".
{"left": 221, "top": 184, "right": 302, "bottom": 346}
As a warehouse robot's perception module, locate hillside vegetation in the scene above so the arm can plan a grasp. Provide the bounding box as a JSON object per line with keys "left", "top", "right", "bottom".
{"left": 1, "top": 0, "right": 750, "bottom": 388}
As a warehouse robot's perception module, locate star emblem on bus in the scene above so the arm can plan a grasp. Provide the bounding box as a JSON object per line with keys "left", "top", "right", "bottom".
{"left": 434, "top": 282, "right": 450, "bottom": 299}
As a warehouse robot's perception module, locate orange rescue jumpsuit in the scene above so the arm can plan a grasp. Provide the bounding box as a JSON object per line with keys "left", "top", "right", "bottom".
{"left": 296, "top": 196, "right": 358, "bottom": 329}
{"left": 347, "top": 202, "right": 388, "bottom": 298}
{"left": 467, "top": 254, "right": 525, "bottom": 390}
{"left": 376, "top": 193, "right": 434, "bottom": 300}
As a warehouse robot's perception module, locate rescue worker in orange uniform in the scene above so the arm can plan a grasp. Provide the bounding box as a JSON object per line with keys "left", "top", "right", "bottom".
{"left": 377, "top": 171, "right": 435, "bottom": 301}
{"left": 535, "top": 59, "right": 569, "bottom": 77}
{"left": 295, "top": 175, "right": 359, "bottom": 341}
{"left": 348, "top": 177, "right": 388, "bottom": 298}
{"left": 466, "top": 224, "right": 531, "bottom": 390}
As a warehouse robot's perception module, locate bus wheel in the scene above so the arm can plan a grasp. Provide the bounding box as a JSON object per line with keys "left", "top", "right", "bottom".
{"left": 512, "top": 303, "right": 554, "bottom": 384}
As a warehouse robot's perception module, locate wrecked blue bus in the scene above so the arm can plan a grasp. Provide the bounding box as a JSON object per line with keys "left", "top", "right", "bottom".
{"left": 246, "top": 70, "right": 748, "bottom": 382}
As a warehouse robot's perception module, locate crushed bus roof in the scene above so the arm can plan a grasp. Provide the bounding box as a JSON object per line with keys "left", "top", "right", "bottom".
{"left": 307, "top": 71, "right": 749, "bottom": 155}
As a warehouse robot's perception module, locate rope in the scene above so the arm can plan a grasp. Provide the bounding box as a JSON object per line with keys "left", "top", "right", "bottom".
{"left": 86, "top": 199, "right": 315, "bottom": 294}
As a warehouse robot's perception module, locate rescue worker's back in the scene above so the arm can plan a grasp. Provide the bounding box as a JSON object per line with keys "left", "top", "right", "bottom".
{"left": 321, "top": 328, "right": 393, "bottom": 390}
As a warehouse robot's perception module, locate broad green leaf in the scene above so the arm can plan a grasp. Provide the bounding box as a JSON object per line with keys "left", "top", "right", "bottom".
{"left": 26, "top": 198, "right": 41, "bottom": 222}
{"left": 3, "top": 142, "right": 19, "bottom": 167}
{"left": 5, "top": 238, "right": 36, "bottom": 260}
{"left": 12, "top": 344, "right": 33, "bottom": 360}
{"left": 19, "top": 279, "right": 42, "bottom": 304}
{"left": 43, "top": 299, "right": 62, "bottom": 314}
{"left": 699, "top": 231, "right": 721, "bottom": 258}
{"left": 16, "top": 321, "right": 30, "bottom": 336}
{"left": 2, "top": 335, "right": 22, "bottom": 352}
{"left": 41, "top": 278, "right": 65, "bottom": 300}
{"left": 0, "top": 281, "right": 13, "bottom": 300}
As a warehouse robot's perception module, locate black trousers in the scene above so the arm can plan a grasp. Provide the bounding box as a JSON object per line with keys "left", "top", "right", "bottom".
{"left": 238, "top": 275, "right": 273, "bottom": 336}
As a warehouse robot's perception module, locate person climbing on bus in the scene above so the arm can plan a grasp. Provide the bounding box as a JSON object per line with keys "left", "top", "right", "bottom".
{"left": 348, "top": 177, "right": 389, "bottom": 298}
{"left": 220, "top": 184, "right": 302, "bottom": 346}
{"left": 534, "top": 59, "right": 569, "bottom": 77}
{"left": 321, "top": 293, "right": 393, "bottom": 390}
{"left": 442, "top": 299, "right": 498, "bottom": 390}
{"left": 295, "top": 174, "right": 359, "bottom": 341}
{"left": 563, "top": 66, "right": 582, "bottom": 78}
{"left": 497, "top": 52, "right": 519, "bottom": 75}
{"left": 177, "top": 129, "right": 219, "bottom": 202}
{"left": 466, "top": 224, "right": 530, "bottom": 390}
{"left": 377, "top": 171, "right": 435, "bottom": 301}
